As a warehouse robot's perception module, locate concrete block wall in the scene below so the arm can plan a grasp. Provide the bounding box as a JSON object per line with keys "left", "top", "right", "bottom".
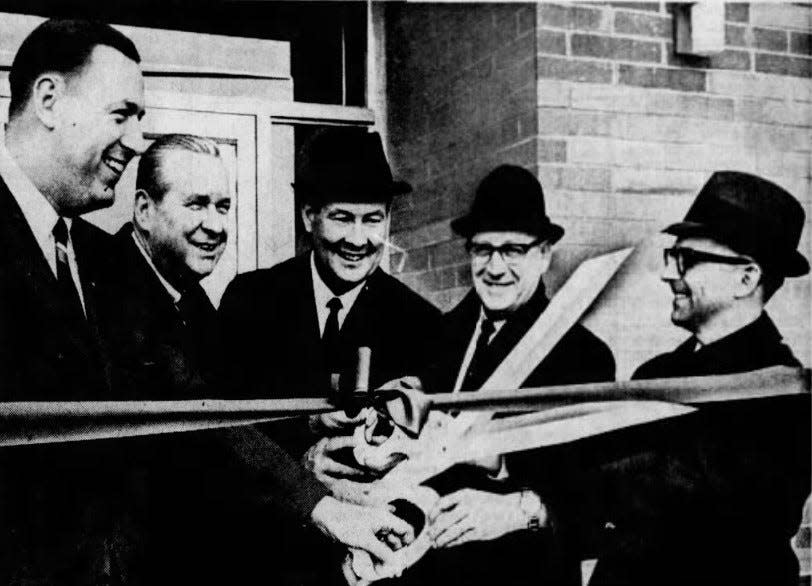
{"left": 386, "top": 2, "right": 811, "bottom": 378}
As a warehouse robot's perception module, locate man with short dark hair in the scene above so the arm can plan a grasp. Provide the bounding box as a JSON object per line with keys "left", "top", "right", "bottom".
{"left": 0, "top": 18, "right": 145, "bottom": 583}
{"left": 99, "top": 133, "right": 416, "bottom": 584}
{"left": 1, "top": 17, "right": 145, "bottom": 400}
{"left": 585, "top": 171, "right": 811, "bottom": 586}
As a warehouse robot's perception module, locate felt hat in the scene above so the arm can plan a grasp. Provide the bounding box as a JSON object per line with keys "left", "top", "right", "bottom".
{"left": 451, "top": 164, "right": 564, "bottom": 243}
{"left": 294, "top": 128, "right": 411, "bottom": 205}
{"left": 664, "top": 171, "right": 809, "bottom": 277}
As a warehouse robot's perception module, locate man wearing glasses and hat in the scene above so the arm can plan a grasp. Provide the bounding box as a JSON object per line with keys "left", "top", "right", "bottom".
{"left": 583, "top": 171, "right": 811, "bottom": 586}
{"left": 395, "top": 165, "right": 614, "bottom": 586}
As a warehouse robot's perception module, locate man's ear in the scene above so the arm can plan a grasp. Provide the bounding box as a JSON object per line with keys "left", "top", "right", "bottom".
{"left": 133, "top": 189, "right": 154, "bottom": 232}
{"left": 301, "top": 203, "right": 317, "bottom": 234}
{"left": 537, "top": 241, "right": 553, "bottom": 275}
{"left": 735, "top": 262, "right": 762, "bottom": 298}
{"left": 31, "top": 74, "right": 66, "bottom": 130}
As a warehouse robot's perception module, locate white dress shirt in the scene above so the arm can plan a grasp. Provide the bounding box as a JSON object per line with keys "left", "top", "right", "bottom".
{"left": 0, "top": 142, "right": 86, "bottom": 314}
{"left": 310, "top": 252, "right": 365, "bottom": 336}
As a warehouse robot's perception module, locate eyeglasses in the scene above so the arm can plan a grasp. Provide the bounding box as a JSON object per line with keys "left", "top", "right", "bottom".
{"left": 663, "top": 246, "right": 752, "bottom": 277}
{"left": 467, "top": 239, "right": 542, "bottom": 263}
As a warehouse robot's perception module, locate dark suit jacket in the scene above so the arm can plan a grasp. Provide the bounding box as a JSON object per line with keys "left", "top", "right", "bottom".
{"left": 0, "top": 177, "right": 111, "bottom": 401}
{"left": 0, "top": 176, "right": 130, "bottom": 585}
{"left": 430, "top": 283, "right": 617, "bottom": 392}
{"left": 582, "top": 313, "right": 811, "bottom": 586}
{"left": 395, "top": 283, "right": 615, "bottom": 586}
{"left": 218, "top": 254, "right": 442, "bottom": 453}
{"left": 94, "top": 224, "right": 331, "bottom": 585}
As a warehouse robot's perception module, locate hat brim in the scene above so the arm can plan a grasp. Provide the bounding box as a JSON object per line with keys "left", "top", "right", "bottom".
{"left": 663, "top": 221, "right": 810, "bottom": 277}
{"left": 662, "top": 221, "right": 711, "bottom": 238}
{"left": 451, "top": 214, "right": 565, "bottom": 244}
{"left": 293, "top": 179, "right": 412, "bottom": 203}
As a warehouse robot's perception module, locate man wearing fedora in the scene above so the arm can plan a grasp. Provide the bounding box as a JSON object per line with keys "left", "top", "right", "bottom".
{"left": 582, "top": 171, "right": 811, "bottom": 586}
{"left": 218, "top": 128, "right": 441, "bottom": 583}
{"left": 392, "top": 165, "right": 614, "bottom": 586}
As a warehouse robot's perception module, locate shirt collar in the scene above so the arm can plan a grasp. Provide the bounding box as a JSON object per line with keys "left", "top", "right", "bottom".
{"left": 131, "top": 230, "right": 182, "bottom": 304}
{"left": 477, "top": 307, "right": 506, "bottom": 338}
{"left": 0, "top": 140, "right": 59, "bottom": 252}
{"left": 310, "top": 252, "right": 365, "bottom": 312}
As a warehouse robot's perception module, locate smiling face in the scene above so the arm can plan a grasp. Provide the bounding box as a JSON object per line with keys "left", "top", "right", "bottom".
{"left": 51, "top": 45, "right": 145, "bottom": 214}
{"left": 470, "top": 231, "right": 551, "bottom": 317}
{"left": 661, "top": 237, "right": 746, "bottom": 333}
{"left": 302, "top": 201, "right": 389, "bottom": 294}
{"left": 138, "top": 150, "right": 231, "bottom": 287}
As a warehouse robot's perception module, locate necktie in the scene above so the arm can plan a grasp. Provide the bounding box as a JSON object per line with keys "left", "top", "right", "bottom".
{"left": 323, "top": 297, "right": 343, "bottom": 389}
{"left": 461, "top": 318, "right": 495, "bottom": 391}
{"left": 53, "top": 217, "right": 84, "bottom": 318}
{"left": 176, "top": 283, "right": 216, "bottom": 328}
{"left": 176, "top": 283, "right": 217, "bottom": 378}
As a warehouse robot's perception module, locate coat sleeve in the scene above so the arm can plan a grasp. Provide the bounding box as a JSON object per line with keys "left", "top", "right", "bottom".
{"left": 213, "top": 425, "right": 330, "bottom": 521}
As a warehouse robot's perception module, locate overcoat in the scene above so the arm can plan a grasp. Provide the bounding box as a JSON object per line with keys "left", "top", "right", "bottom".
{"left": 218, "top": 254, "right": 443, "bottom": 452}
{"left": 94, "top": 225, "right": 331, "bottom": 585}
{"left": 392, "top": 282, "right": 616, "bottom": 586}
{"left": 582, "top": 313, "right": 811, "bottom": 586}
{"left": 0, "top": 176, "right": 124, "bottom": 584}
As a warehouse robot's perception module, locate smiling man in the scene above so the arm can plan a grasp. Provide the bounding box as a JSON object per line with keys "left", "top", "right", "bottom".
{"left": 0, "top": 18, "right": 145, "bottom": 584}
{"left": 96, "top": 134, "right": 417, "bottom": 585}
{"left": 580, "top": 171, "right": 812, "bottom": 586}
{"left": 0, "top": 18, "right": 145, "bottom": 399}
{"left": 104, "top": 134, "right": 230, "bottom": 392}
{"left": 219, "top": 128, "right": 440, "bottom": 408}
{"left": 218, "top": 128, "right": 441, "bottom": 584}
{"left": 389, "top": 164, "right": 615, "bottom": 586}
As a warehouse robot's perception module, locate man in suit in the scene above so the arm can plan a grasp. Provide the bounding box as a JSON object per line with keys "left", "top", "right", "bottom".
{"left": 99, "top": 134, "right": 417, "bottom": 584}
{"left": 218, "top": 128, "right": 441, "bottom": 584}
{"left": 583, "top": 172, "right": 811, "bottom": 586}
{"left": 389, "top": 165, "right": 614, "bottom": 585}
{"left": 0, "top": 19, "right": 146, "bottom": 583}
{"left": 219, "top": 128, "right": 442, "bottom": 471}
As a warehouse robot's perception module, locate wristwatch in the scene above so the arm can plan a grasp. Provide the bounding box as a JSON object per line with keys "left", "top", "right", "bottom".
{"left": 518, "top": 489, "right": 543, "bottom": 531}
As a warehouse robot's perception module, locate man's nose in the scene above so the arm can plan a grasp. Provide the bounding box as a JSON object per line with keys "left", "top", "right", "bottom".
{"left": 345, "top": 221, "right": 368, "bottom": 247}
{"left": 485, "top": 250, "right": 508, "bottom": 275}
{"left": 120, "top": 117, "right": 147, "bottom": 155}
{"left": 202, "top": 205, "right": 228, "bottom": 236}
{"left": 661, "top": 257, "right": 680, "bottom": 282}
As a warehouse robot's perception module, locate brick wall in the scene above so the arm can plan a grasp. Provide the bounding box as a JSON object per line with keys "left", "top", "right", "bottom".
{"left": 386, "top": 2, "right": 811, "bottom": 380}
{"left": 386, "top": 3, "right": 540, "bottom": 309}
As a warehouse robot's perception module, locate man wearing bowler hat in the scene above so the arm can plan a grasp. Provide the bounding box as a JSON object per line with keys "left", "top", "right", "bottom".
{"left": 582, "top": 171, "right": 812, "bottom": 586}
{"left": 394, "top": 165, "right": 614, "bottom": 586}
{"left": 218, "top": 128, "right": 441, "bottom": 582}
{"left": 220, "top": 126, "right": 440, "bottom": 451}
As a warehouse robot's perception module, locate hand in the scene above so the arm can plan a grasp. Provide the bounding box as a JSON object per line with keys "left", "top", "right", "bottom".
{"left": 311, "top": 496, "right": 415, "bottom": 565}
{"left": 341, "top": 554, "right": 370, "bottom": 586}
{"left": 303, "top": 435, "right": 368, "bottom": 485}
{"left": 309, "top": 409, "right": 367, "bottom": 434}
{"left": 427, "top": 489, "right": 525, "bottom": 548}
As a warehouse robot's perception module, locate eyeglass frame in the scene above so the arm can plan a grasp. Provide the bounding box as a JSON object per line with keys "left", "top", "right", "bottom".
{"left": 663, "top": 246, "right": 754, "bottom": 277}
{"left": 466, "top": 238, "right": 544, "bottom": 263}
